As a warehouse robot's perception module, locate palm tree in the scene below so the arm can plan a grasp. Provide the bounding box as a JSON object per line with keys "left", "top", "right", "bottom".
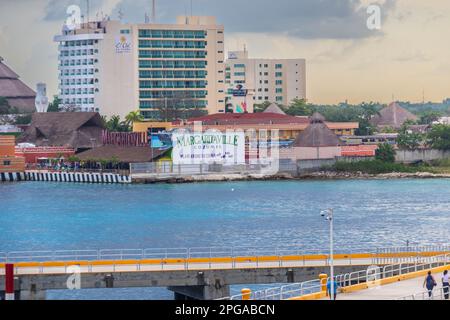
{"left": 125, "top": 111, "right": 144, "bottom": 126}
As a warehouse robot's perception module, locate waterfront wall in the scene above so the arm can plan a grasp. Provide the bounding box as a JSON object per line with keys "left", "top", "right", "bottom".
{"left": 279, "top": 156, "right": 374, "bottom": 175}
{"left": 0, "top": 172, "right": 25, "bottom": 182}
{"left": 395, "top": 149, "right": 450, "bottom": 163}
{"left": 25, "top": 171, "right": 131, "bottom": 184}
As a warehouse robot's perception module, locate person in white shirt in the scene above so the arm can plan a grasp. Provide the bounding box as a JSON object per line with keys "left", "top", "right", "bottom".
{"left": 443, "top": 270, "right": 450, "bottom": 300}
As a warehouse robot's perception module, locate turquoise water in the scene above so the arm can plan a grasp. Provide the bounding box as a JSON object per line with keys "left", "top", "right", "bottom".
{"left": 1, "top": 179, "right": 449, "bottom": 299}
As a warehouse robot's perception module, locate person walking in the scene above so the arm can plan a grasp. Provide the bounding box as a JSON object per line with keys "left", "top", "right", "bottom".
{"left": 423, "top": 271, "right": 437, "bottom": 299}
{"left": 327, "top": 278, "right": 339, "bottom": 300}
{"left": 442, "top": 270, "right": 450, "bottom": 300}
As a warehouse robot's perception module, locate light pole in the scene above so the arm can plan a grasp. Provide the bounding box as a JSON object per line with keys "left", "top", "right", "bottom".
{"left": 321, "top": 208, "right": 334, "bottom": 300}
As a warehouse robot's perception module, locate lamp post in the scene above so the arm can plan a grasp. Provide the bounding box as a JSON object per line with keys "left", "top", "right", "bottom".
{"left": 321, "top": 208, "right": 334, "bottom": 300}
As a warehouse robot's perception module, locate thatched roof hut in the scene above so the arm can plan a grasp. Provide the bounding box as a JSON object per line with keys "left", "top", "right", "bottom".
{"left": 263, "top": 103, "right": 286, "bottom": 115}
{"left": 0, "top": 57, "right": 36, "bottom": 113}
{"left": 370, "top": 102, "right": 418, "bottom": 129}
{"left": 18, "top": 112, "right": 104, "bottom": 151}
{"left": 77, "top": 145, "right": 167, "bottom": 163}
{"left": 293, "top": 113, "right": 342, "bottom": 147}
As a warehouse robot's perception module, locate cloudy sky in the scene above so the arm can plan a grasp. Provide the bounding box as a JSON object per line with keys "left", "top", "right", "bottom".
{"left": 0, "top": 0, "right": 449, "bottom": 104}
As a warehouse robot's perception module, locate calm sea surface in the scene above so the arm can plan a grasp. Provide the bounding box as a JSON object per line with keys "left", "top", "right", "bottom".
{"left": 1, "top": 179, "right": 449, "bottom": 299}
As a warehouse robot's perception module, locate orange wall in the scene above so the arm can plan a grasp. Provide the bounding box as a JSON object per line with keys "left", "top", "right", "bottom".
{"left": 0, "top": 136, "right": 25, "bottom": 172}
{"left": 0, "top": 136, "right": 16, "bottom": 156}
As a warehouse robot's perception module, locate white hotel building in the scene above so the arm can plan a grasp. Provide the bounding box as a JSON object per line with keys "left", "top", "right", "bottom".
{"left": 54, "top": 16, "right": 225, "bottom": 119}
{"left": 225, "top": 51, "right": 306, "bottom": 110}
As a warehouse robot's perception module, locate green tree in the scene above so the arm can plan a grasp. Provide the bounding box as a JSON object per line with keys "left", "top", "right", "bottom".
{"left": 47, "top": 96, "right": 61, "bottom": 112}
{"left": 428, "top": 124, "right": 450, "bottom": 150}
{"left": 376, "top": 143, "right": 396, "bottom": 163}
{"left": 14, "top": 114, "right": 32, "bottom": 125}
{"left": 419, "top": 111, "right": 442, "bottom": 125}
{"left": 125, "top": 110, "right": 144, "bottom": 126}
{"left": 105, "top": 115, "right": 131, "bottom": 132}
{"left": 285, "top": 98, "right": 312, "bottom": 116}
{"left": 397, "top": 125, "right": 423, "bottom": 150}
{"left": 253, "top": 101, "right": 272, "bottom": 113}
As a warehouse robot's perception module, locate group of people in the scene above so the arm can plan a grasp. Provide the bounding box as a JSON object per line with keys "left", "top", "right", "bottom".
{"left": 423, "top": 270, "right": 450, "bottom": 300}
{"left": 324, "top": 270, "right": 450, "bottom": 301}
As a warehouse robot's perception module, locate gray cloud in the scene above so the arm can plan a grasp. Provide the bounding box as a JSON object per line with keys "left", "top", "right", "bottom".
{"left": 109, "top": 0, "right": 397, "bottom": 39}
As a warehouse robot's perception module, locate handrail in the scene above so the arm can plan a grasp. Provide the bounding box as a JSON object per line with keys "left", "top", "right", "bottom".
{"left": 219, "top": 253, "right": 450, "bottom": 300}
{"left": 396, "top": 286, "right": 448, "bottom": 300}
{"left": 2, "top": 244, "right": 449, "bottom": 263}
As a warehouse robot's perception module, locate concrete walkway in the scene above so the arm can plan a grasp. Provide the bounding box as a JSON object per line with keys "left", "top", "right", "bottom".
{"left": 325, "top": 272, "right": 449, "bottom": 300}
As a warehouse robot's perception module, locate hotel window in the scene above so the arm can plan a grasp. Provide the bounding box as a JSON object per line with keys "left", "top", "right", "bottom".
{"left": 234, "top": 64, "right": 245, "bottom": 68}
{"left": 234, "top": 72, "right": 245, "bottom": 76}
{"left": 275, "top": 72, "right": 283, "bottom": 77}
{"left": 3, "top": 160, "right": 11, "bottom": 166}
{"left": 276, "top": 96, "right": 283, "bottom": 102}
{"left": 276, "top": 88, "right": 283, "bottom": 93}
{"left": 275, "top": 64, "right": 283, "bottom": 69}
{"left": 276, "top": 80, "right": 283, "bottom": 85}
{"left": 264, "top": 64, "right": 268, "bottom": 68}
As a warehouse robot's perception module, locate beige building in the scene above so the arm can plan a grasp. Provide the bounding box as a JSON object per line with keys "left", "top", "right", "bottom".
{"left": 225, "top": 51, "right": 306, "bottom": 109}
{"left": 54, "top": 16, "right": 225, "bottom": 119}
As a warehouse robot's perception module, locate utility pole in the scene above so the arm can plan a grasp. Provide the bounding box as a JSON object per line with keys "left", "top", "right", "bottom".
{"left": 321, "top": 208, "right": 335, "bottom": 300}
{"left": 152, "top": 0, "right": 156, "bottom": 23}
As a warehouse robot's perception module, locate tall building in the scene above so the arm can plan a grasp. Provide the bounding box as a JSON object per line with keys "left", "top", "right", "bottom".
{"left": 54, "top": 16, "right": 225, "bottom": 119}
{"left": 225, "top": 51, "right": 306, "bottom": 110}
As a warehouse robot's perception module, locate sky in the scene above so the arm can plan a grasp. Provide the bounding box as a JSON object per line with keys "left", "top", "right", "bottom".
{"left": 0, "top": 0, "right": 449, "bottom": 105}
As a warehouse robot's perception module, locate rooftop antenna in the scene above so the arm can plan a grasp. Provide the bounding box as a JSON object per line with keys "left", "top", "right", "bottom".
{"left": 118, "top": 8, "right": 124, "bottom": 21}
{"left": 152, "top": 0, "right": 156, "bottom": 23}
{"left": 145, "top": 12, "right": 150, "bottom": 23}
{"left": 190, "top": 0, "right": 193, "bottom": 17}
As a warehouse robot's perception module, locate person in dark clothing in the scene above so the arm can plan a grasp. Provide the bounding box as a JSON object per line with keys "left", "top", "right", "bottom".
{"left": 423, "top": 271, "right": 437, "bottom": 299}
{"left": 442, "top": 270, "right": 449, "bottom": 300}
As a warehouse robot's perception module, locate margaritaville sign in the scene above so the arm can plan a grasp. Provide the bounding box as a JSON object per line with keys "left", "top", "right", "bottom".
{"left": 172, "top": 130, "right": 245, "bottom": 165}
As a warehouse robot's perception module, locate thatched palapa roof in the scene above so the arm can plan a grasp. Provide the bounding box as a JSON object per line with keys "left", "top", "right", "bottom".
{"left": 18, "top": 112, "right": 104, "bottom": 151}
{"left": 0, "top": 57, "right": 36, "bottom": 113}
{"left": 77, "top": 145, "right": 168, "bottom": 163}
{"left": 293, "top": 113, "right": 342, "bottom": 147}
{"left": 263, "top": 103, "right": 286, "bottom": 115}
{"left": 370, "top": 102, "right": 418, "bottom": 129}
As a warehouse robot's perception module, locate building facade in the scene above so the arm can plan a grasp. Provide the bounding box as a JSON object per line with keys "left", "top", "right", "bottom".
{"left": 225, "top": 51, "right": 306, "bottom": 109}
{"left": 54, "top": 16, "right": 225, "bottom": 119}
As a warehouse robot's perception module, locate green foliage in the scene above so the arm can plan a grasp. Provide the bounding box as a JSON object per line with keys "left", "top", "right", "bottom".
{"left": 104, "top": 115, "right": 131, "bottom": 132}
{"left": 428, "top": 124, "right": 450, "bottom": 150}
{"left": 253, "top": 101, "right": 272, "bottom": 113}
{"left": 0, "top": 96, "right": 19, "bottom": 114}
{"left": 419, "top": 111, "right": 442, "bottom": 125}
{"left": 379, "top": 126, "right": 397, "bottom": 133}
{"left": 125, "top": 111, "right": 144, "bottom": 126}
{"left": 332, "top": 160, "right": 428, "bottom": 174}
{"left": 397, "top": 124, "right": 424, "bottom": 150}
{"left": 284, "top": 99, "right": 312, "bottom": 116}
{"left": 14, "top": 114, "right": 32, "bottom": 125}
{"left": 47, "top": 96, "right": 61, "bottom": 112}
{"left": 375, "top": 143, "right": 396, "bottom": 163}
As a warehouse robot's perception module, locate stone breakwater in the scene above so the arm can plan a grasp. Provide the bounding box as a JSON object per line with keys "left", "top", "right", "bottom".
{"left": 131, "top": 171, "right": 450, "bottom": 184}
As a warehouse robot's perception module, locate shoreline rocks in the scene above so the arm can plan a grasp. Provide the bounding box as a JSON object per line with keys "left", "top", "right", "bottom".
{"left": 131, "top": 171, "right": 450, "bottom": 184}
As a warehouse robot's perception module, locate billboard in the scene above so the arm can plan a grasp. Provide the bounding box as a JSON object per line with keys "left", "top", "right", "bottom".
{"left": 172, "top": 131, "right": 245, "bottom": 165}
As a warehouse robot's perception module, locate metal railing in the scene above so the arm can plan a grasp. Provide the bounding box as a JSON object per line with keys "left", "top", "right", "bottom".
{"left": 397, "top": 286, "right": 448, "bottom": 300}
{"left": 1, "top": 244, "right": 449, "bottom": 263}
{"left": 219, "top": 253, "right": 450, "bottom": 300}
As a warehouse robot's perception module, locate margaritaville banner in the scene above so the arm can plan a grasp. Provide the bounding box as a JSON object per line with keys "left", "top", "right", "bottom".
{"left": 172, "top": 130, "right": 245, "bottom": 165}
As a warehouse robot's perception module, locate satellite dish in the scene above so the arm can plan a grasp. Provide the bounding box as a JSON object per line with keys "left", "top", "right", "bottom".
{"left": 35, "top": 83, "right": 49, "bottom": 113}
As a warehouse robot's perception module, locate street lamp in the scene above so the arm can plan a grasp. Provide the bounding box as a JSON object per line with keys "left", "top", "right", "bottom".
{"left": 321, "top": 208, "right": 334, "bottom": 300}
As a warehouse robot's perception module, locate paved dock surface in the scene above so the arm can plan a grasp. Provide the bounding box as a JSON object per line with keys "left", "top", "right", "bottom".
{"left": 323, "top": 272, "right": 448, "bottom": 300}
